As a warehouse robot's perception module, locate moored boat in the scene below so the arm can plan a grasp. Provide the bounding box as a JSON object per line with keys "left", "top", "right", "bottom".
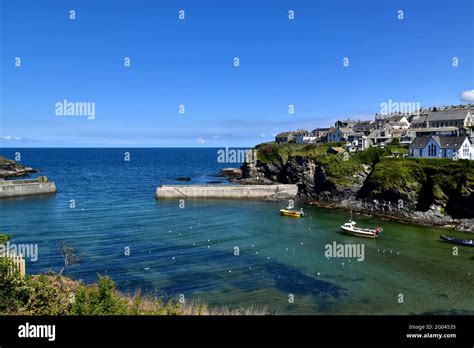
{"left": 280, "top": 207, "right": 305, "bottom": 218}
{"left": 340, "top": 212, "right": 382, "bottom": 238}
{"left": 440, "top": 235, "right": 474, "bottom": 247}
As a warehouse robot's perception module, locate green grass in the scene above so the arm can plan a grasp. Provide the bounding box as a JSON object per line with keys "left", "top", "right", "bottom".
{"left": 254, "top": 142, "right": 474, "bottom": 217}
{"left": 0, "top": 233, "right": 11, "bottom": 244}
{"left": 368, "top": 158, "right": 426, "bottom": 195}
{"left": 255, "top": 142, "right": 335, "bottom": 163}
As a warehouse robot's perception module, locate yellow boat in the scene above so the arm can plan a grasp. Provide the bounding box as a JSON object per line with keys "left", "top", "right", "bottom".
{"left": 279, "top": 208, "right": 305, "bottom": 218}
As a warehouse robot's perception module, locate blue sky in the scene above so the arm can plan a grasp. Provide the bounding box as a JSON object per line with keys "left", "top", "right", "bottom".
{"left": 1, "top": 0, "right": 473, "bottom": 147}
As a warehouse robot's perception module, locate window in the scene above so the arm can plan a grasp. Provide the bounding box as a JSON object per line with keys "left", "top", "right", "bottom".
{"left": 428, "top": 143, "right": 437, "bottom": 157}
{"left": 463, "top": 143, "right": 470, "bottom": 158}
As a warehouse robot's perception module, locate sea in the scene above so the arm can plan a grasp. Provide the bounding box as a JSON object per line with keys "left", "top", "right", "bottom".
{"left": 0, "top": 148, "right": 473, "bottom": 314}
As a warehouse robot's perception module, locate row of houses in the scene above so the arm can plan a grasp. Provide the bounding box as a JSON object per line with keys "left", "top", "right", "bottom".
{"left": 274, "top": 105, "right": 474, "bottom": 160}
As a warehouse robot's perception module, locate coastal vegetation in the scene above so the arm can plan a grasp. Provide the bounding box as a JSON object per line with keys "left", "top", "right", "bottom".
{"left": 0, "top": 271, "right": 266, "bottom": 315}
{"left": 244, "top": 143, "right": 474, "bottom": 227}
{"left": 0, "top": 233, "right": 265, "bottom": 315}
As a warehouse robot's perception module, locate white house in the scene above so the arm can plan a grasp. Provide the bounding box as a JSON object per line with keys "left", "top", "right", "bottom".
{"left": 387, "top": 115, "right": 410, "bottom": 129}
{"left": 345, "top": 133, "right": 372, "bottom": 152}
{"left": 327, "top": 127, "right": 353, "bottom": 142}
{"left": 295, "top": 131, "right": 318, "bottom": 144}
{"left": 409, "top": 135, "right": 473, "bottom": 160}
{"left": 368, "top": 129, "right": 392, "bottom": 145}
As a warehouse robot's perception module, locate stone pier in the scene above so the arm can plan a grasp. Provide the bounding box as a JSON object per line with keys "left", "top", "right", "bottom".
{"left": 0, "top": 177, "right": 57, "bottom": 198}
{"left": 155, "top": 184, "right": 298, "bottom": 199}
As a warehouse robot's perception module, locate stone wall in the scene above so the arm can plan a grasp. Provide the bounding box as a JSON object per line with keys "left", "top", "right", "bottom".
{"left": 156, "top": 184, "right": 298, "bottom": 199}
{"left": 0, "top": 180, "right": 57, "bottom": 198}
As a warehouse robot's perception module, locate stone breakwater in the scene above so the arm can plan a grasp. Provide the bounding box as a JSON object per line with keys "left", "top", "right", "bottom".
{"left": 0, "top": 177, "right": 57, "bottom": 198}
{"left": 155, "top": 184, "right": 298, "bottom": 200}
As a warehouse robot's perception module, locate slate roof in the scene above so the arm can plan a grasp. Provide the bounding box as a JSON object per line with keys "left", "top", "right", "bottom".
{"left": 409, "top": 135, "right": 468, "bottom": 149}
{"left": 337, "top": 127, "right": 353, "bottom": 133}
{"left": 388, "top": 115, "right": 406, "bottom": 122}
{"left": 427, "top": 109, "right": 471, "bottom": 122}
{"left": 410, "top": 115, "right": 428, "bottom": 125}
{"left": 437, "top": 136, "right": 468, "bottom": 149}
{"left": 409, "top": 137, "right": 432, "bottom": 149}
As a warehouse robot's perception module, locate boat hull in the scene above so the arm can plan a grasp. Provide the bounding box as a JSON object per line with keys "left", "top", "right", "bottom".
{"left": 440, "top": 235, "right": 474, "bottom": 247}
{"left": 341, "top": 227, "right": 379, "bottom": 239}
{"left": 279, "top": 209, "right": 303, "bottom": 218}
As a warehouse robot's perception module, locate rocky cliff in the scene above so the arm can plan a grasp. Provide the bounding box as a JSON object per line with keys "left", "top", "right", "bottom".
{"left": 240, "top": 144, "right": 474, "bottom": 231}
{"left": 0, "top": 156, "right": 37, "bottom": 179}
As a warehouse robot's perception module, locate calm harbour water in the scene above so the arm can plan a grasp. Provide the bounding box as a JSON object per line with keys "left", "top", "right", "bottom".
{"left": 1, "top": 148, "right": 473, "bottom": 315}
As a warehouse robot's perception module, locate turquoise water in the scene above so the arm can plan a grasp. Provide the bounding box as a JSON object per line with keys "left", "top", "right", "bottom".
{"left": 1, "top": 148, "right": 473, "bottom": 314}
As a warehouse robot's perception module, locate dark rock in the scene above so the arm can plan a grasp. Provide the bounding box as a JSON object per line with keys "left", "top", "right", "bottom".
{"left": 175, "top": 177, "right": 191, "bottom": 181}
{"left": 218, "top": 168, "right": 243, "bottom": 178}
{"left": 239, "top": 153, "right": 474, "bottom": 231}
{"left": 0, "top": 156, "right": 37, "bottom": 179}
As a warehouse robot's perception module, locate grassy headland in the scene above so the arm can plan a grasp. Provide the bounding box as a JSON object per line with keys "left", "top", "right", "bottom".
{"left": 250, "top": 143, "right": 474, "bottom": 221}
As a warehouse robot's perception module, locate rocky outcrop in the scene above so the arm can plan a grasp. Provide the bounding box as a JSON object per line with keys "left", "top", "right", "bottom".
{"left": 241, "top": 157, "right": 371, "bottom": 202}
{"left": 175, "top": 176, "right": 191, "bottom": 181}
{"left": 240, "top": 156, "right": 474, "bottom": 232}
{"left": 0, "top": 157, "right": 37, "bottom": 179}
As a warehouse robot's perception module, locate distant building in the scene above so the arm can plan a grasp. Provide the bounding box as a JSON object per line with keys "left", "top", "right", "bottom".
{"left": 345, "top": 133, "right": 372, "bottom": 152}
{"left": 410, "top": 109, "right": 472, "bottom": 129}
{"left": 388, "top": 115, "right": 410, "bottom": 125}
{"left": 312, "top": 127, "right": 331, "bottom": 138}
{"left": 275, "top": 132, "right": 297, "bottom": 144}
{"left": 413, "top": 127, "right": 460, "bottom": 137}
{"left": 352, "top": 120, "right": 376, "bottom": 133}
{"left": 335, "top": 119, "right": 358, "bottom": 129}
{"left": 409, "top": 135, "right": 473, "bottom": 160}
{"left": 368, "top": 129, "right": 392, "bottom": 145}
{"left": 391, "top": 130, "right": 416, "bottom": 145}
{"left": 327, "top": 127, "right": 353, "bottom": 142}
{"left": 385, "top": 115, "right": 410, "bottom": 130}
{"left": 410, "top": 115, "right": 429, "bottom": 129}
{"left": 295, "top": 131, "right": 318, "bottom": 144}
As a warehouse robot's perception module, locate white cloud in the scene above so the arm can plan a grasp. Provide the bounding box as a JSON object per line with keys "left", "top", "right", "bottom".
{"left": 197, "top": 138, "right": 206, "bottom": 144}
{"left": 260, "top": 134, "right": 266, "bottom": 138}
{"left": 461, "top": 90, "right": 474, "bottom": 102}
{"left": 2, "top": 135, "right": 22, "bottom": 141}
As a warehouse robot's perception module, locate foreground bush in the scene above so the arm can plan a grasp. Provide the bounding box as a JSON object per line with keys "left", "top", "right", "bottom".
{"left": 0, "top": 272, "right": 266, "bottom": 315}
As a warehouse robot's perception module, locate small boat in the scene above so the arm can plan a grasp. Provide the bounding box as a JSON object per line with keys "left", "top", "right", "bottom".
{"left": 440, "top": 235, "right": 474, "bottom": 247}
{"left": 280, "top": 207, "right": 305, "bottom": 218}
{"left": 340, "top": 212, "right": 382, "bottom": 238}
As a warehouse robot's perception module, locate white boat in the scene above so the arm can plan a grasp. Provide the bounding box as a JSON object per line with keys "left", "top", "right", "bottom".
{"left": 340, "top": 212, "right": 382, "bottom": 239}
